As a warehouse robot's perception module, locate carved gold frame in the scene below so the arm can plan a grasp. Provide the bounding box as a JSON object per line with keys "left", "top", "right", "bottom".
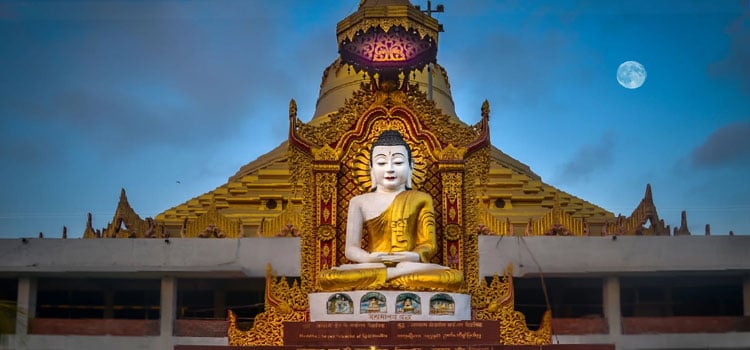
{"left": 228, "top": 84, "right": 550, "bottom": 346}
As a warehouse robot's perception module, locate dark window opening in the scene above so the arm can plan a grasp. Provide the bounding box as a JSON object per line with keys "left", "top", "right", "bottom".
{"left": 512, "top": 277, "right": 603, "bottom": 329}
{"left": 0, "top": 279, "right": 18, "bottom": 334}
{"left": 177, "top": 278, "right": 266, "bottom": 325}
{"left": 178, "top": 290, "right": 215, "bottom": 319}
{"left": 621, "top": 276, "right": 743, "bottom": 317}
{"left": 113, "top": 290, "right": 160, "bottom": 319}
{"left": 37, "top": 290, "right": 104, "bottom": 319}
{"left": 266, "top": 199, "right": 278, "bottom": 210}
{"left": 494, "top": 198, "right": 506, "bottom": 209}
{"left": 36, "top": 278, "right": 159, "bottom": 319}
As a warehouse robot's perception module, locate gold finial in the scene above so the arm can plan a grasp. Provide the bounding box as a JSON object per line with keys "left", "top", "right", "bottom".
{"left": 481, "top": 100, "right": 490, "bottom": 119}
{"left": 289, "top": 99, "right": 297, "bottom": 119}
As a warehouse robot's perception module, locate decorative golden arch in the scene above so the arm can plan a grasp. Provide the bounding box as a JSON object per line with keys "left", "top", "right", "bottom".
{"left": 288, "top": 85, "right": 490, "bottom": 293}
{"left": 228, "top": 85, "right": 550, "bottom": 346}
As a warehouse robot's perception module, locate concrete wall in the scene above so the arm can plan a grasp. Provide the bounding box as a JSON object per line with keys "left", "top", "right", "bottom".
{"left": 0, "top": 237, "right": 301, "bottom": 277}
{"left": 0, "top": 334, "right": 228, "bottom": 350}
{"left": 3, "top": 235, "right": 749, "bottom": 302}
{"left": 5, "top": 235, "right": 748, "bottom": 279}
{"left": 479, "top": 235, "right": 750, "bottom": 278}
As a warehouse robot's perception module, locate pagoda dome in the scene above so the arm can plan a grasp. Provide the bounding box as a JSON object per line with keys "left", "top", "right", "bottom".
{"left": 310, "top": 60, "right": 457, "bottom": 124}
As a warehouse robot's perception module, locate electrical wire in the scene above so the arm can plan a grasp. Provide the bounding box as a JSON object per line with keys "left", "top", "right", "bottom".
{"left": 518, "top": 236, "right": 559, "bottom": 344}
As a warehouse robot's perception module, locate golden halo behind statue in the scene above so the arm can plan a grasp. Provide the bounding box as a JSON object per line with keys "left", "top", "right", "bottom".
{"left": 350, "top": 141, "right": 428, "bottom": 193}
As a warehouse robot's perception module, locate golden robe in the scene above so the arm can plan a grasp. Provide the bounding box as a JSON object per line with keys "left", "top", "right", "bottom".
{"left": 318, "top": 190, "right": 463, "bottom": 292}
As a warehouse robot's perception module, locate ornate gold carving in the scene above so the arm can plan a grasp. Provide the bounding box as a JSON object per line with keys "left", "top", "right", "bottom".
{"left": 234, "top": 66, "right": 544, "bottom": 346}
{"left": 312, "top": 144, "right": 341, "bottom": 162}
{"left": 439, "top": 145, "right": 466, "bottom": 173}
{"left": 463, "top": 147, "right": 490, "bottom": 291}
{"left": 481, "top": 99, "right": 490, "bottom": 117}
{"left": 198, "top": 224, "right": 226, "bottom": 238}
{"left": 478, "top": 198, "right": 592, "bottom": 237}
{"left": 619, "top": 184, "right": 670, "bottom": 235}
{"left": 228, "top": 265, "right": 308, "bottom": 346}
{"left": 289, "top": 98, "right": 297, "bottom": 119}
{"left": 288, "top": 145, "right": 315, "bottom": 292}
{"left": 442, "top": 172, "right": 462, "bottom": 203}
{"left": 444, "top": 224, "right": 461, "bottom": 241}
{"left": 321, "top": 243, "right": 333, "bottom": 270}
{"left": 477, "top": 205, "right": 511, "bottom": 236}
{"left": 294, "top": 84, "right": 480, "bottom": 150}
{"left": 337, "top": 12, "right": 439, "bottom": 46}
{"left": 295, "top": 85, "right": 374, "bottom": 146}
{"left": 440, "top": 143, "right": 467, "bottom": 161}
{"left": 374, "top": 87, "right": 407, "bottom": 107}
{"left": 473, "top": 265, "right": 551, "bottom": 345}
{"left": 257, "top": 201, "right": 304, "bottom": 238}
{"left": 317, "top": 224, "right": 336, "bottom": 241}
{"left": 316, "top": 173, "right": 337, "bottom": 205}
{"left": 101, "top": 189, "right": 151, "bottom": 238}
{"left": 185, "top": 205, "right": 242, "bottom": 238}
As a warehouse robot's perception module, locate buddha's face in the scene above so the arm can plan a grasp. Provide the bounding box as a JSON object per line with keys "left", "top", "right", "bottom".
{"left": 370, "top": 145, "right": 412, "bottom": 192}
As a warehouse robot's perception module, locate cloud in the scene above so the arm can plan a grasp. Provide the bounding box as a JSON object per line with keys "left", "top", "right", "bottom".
{"left": 691, "top": 120, "right": 750, "bottom": 168}
{"left": 554, "top": 131, "right": 616, "bottom": 185}
{"left": 439, "top": 2, "right": 607, "bottom": 126}
{"left": 708, "top": 12, "right": 750, "bottom": 92}
{"left": 0, "top": 1, "right": 336, "bottom": 168}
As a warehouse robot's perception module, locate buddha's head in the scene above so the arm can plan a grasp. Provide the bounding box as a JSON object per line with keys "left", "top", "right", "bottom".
{"left": 370, "top": 130, "right": 414, "bottom": 192}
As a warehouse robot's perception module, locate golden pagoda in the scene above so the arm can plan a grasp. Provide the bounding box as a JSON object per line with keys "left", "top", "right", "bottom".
{"left": 10, "top": 3, "right": 750, "bottom": 350}
{"left": 85, "top": 0, "right": 671, "bottom": 242}
{"left": 74, "top": 1, "right": 684, "bottom": 348}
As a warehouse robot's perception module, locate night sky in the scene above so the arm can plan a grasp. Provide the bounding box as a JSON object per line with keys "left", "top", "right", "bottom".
{"left": 1, "top": 0, "right": 748, "bottom": 238}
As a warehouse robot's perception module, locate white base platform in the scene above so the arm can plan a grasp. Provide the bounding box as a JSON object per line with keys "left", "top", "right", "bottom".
{"left": 309, "top": 291, "right": 471, "bottom": 322}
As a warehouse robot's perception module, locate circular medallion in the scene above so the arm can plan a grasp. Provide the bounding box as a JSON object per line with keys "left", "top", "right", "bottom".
{"left": 317, "top": 224, "right": 336, "bottom": 241}
{"left": 445, "top": 224, "right": 462, "bottom": 240}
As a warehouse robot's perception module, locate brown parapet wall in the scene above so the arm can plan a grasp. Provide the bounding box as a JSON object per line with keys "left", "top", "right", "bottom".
{"left": 30, "top": 318, "right": 159, "bottom": 336}
{"left": 551, "top": 317, "right": 609, "bottom": 335}
{"left": 175, "top": 346, "right": 615, "bottom": 350}
{"left": 283, "top": 321, "right": 500, "bottom": 346}
{"left": 175, "top": 319, "right": 229, "bottom": 337}
{"left": 622, "top": 316, "right": 750, "bottom": 334}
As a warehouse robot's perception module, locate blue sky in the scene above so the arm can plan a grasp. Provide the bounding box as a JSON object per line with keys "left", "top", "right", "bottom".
{"left": 1, "top": 0, "right": 748, "bottom": 238}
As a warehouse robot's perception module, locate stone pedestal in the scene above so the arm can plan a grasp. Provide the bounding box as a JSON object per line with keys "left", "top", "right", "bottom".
{"left": 309, "top": 291, "right": 471, "bottom": 321}
{"left": 284, "top": 320, "right": 498, "bottom": 346}
{"left": 177, "top": 343, "right": 614, "bottom": 350}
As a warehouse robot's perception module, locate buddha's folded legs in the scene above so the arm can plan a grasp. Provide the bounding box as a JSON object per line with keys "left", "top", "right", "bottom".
{"left": 318, "top": 267, "right": 388, "bottom": 291}
{"left": 388, "top": 268, "right": 464, "bottom": 292}
{"left": 318, "top": 267, "right": 463, "bottom": 292}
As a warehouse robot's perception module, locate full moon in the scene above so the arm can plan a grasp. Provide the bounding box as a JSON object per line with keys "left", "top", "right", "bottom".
{"left": 617, "top": 61, "right": 647, "bottom": 89}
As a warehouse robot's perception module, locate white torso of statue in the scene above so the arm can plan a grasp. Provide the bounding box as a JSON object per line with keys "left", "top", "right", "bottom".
{"left": 342, "top": 147, "right": 442, "bottom": 279}
{"left": 317, "top": 130, "right": 463, "bottom": 292}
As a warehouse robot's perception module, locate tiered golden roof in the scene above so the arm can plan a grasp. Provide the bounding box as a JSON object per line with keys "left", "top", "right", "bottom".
{"left": 87, "top": 0, "right": 674, "bottom": 240}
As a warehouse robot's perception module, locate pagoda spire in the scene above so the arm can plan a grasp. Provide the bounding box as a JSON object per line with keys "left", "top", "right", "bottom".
{"left": 359, "top": 0, "right": 413, "bottom": 8}
{"left": 675, "top": 210, "right": 691, "bottom": 236}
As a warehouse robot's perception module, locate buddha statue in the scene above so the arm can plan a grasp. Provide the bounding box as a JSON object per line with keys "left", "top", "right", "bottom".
{"left": 318, "top": 130, "right": 464, "bottom": 292}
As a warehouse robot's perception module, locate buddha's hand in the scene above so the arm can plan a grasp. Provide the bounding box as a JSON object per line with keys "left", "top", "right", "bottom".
{"left": 363, "top": 251, "right": 390, "bottom": 263}
{"left": 377, "top": 251, "right": 420, "bottom": 263}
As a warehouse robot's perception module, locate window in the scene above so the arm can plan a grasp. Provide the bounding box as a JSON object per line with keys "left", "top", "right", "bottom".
{"left": 512, "top": 277, "right": 603, "bottom": 328}
{"left": 177, "top": 278, "right": 266, "bottom": 322}
{"left": 621, "top": 276, "right": 743, "bottom": 317}
{"left": 0, "top": 279, "right": 17, "bottom": 334}
{"left": 36, "top": 278, "right": 159, "bottom": 319}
